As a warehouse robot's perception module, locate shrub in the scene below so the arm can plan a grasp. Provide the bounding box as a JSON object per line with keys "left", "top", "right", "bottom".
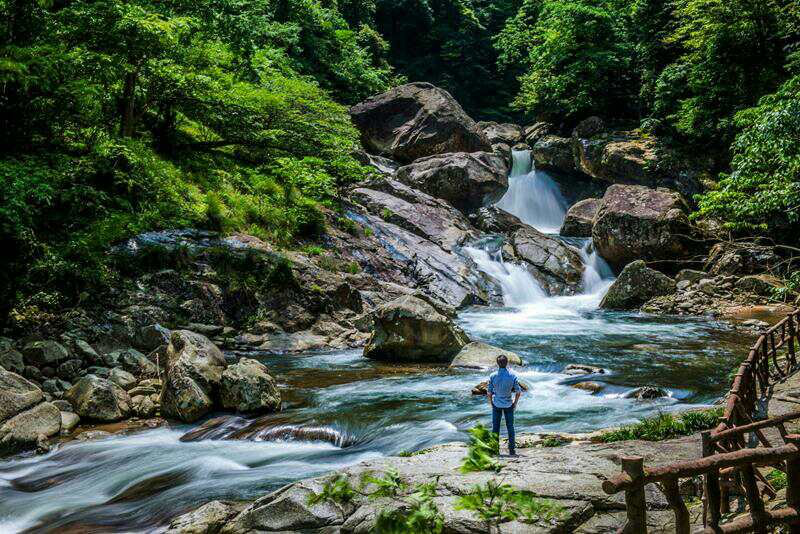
{"left": 599, "top": 408, "right": 722, "bottom": 443}
{"left": 461, "top": 424, "right": 502, "bottom": 473}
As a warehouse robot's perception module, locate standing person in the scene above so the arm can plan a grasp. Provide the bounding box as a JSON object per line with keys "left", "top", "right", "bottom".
{"left": 487, "top": 354, "right": 522, "bottom": 456}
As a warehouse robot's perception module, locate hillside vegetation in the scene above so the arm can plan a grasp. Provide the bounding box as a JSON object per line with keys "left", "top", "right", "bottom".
{"left": 1, "top": 0, "right": 799, "bottom": 325}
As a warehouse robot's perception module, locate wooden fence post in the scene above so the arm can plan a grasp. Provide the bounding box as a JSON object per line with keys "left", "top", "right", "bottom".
{"left": 785, "top": 434, "right": 800, "bottom": 534}
{"left": 790, "top": 314, "right": 798, "bottom": 369}
{"left": 702, "top": 431, "right": 722, "bottom": 528}
{"left": 621, "top": 456, "right": 647, "bottom": 534}
{"left": 661, "top": 476, "right": 690, "bottom": 534}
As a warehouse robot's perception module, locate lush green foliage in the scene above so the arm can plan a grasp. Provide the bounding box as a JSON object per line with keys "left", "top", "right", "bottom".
{"left": 694, "top": 76, "right": 800, "bottom": 234}
{"left": 507, "top": 0, "right": 633, "bottom": 121}
{"left": 0, "top": 0, "right": 389, "bottom": 321}
{"left": 461, "top": 423, "right": 502, "bottom": 473}
{"left": 599, "top": 408, "right": 723, "bottom": 443}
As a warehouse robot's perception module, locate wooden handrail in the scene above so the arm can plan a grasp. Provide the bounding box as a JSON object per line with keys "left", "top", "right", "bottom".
{"left": 600, "top": 310, "right": 800, "bottom": 533}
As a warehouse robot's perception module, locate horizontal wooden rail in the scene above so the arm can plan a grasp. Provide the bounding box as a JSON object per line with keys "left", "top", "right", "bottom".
{"left": 602, "top": 443, "right": 800, "bottom": 494}
{"left": 600, "top": 310, "right": 800, "bottom": 533}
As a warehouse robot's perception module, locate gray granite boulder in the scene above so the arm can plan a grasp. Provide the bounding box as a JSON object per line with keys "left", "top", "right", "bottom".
{"left": 600, "top": 260, "right": 676, "bottom": 310}
{"left": 450, "top": 342, "right": 523, "bottom": 369}
{"left": 220, "top": 358, "right": 281, "bottom": 414}
{"left": 65, "top": 375, "right": 132, "bottom": 422}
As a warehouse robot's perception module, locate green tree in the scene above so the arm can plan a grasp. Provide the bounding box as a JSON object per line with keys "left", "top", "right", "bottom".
{"left": 653, "top": 0, "right": 790, "bottom": 147}
{"left": 694, "top": 76, "right": 800, "bottom": 235}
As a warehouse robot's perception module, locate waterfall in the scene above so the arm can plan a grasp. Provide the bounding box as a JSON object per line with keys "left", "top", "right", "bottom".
{"left": 495, "top": 150, "right": 569, "bottom": 235}
{"left": 463, "top": 241, "right": 546, "bottom": 307}
{"left": 467, "top": 150, "right": 614, "bottom": 306}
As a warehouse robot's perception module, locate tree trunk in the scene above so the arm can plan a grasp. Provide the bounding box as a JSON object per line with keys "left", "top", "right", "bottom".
{"left": 120, "top": 70, "right": 138, "bottom": 137}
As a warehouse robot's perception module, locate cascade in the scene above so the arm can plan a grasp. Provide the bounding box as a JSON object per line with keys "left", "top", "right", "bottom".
{"left": 467, "top": 150, "right": 614, "bottom": 306}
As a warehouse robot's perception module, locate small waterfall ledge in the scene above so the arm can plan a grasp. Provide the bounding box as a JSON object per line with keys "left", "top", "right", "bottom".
{"left": 465, "top": 150, "right": 614, "bottom": 307}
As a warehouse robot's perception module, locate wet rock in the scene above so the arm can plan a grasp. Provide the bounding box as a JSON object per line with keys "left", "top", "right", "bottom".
{"left": 511, "top": 227, "right": 584, "bottom": 295}
{"left": 523, "top": 122, "right": 553, "bottom": 146}
{"left": 0, "top": 341, "right": 24, "bottom": 374}
{"left": 73, "top": 339, "right": 100, "bottom": 363}
{"left": 166, "top": 500, "right": 236, "bottom": 534}
{"left": 118, "top": 348, "right": 158, "bottom": 377}
{"left": 353, "top": 150, "right": 401, "bottom": 176}
{"left": 592, "top": 184, "right": 693, "bottom": 271}
{"left": 161, "top": 330, "right": 227, "bottom": 423}
{"left": 0, "top": 402, "right": 61, "bottom": 456}
{"left": 110, "top": 368, "right": 137, "bottom": 391}
{"left": 572, "top": 116, "right": 605, "bottom": 139}
{"left": 705, "top": 242, "right": 779, "bottom": 276}
{"left": 697, "top": 278, "right": 717, "bottom": 295}
{"left": 363, "top": 294, "right": 470, "bottom": 363}
{"left": 131, "top": 395, "right": 157, "bottom": 418}
{"left": 349, "top": 82, "right": 491, "bottom": 164}
{"left": 222, "top": 479, "right": 354, "bottom": 533}
{"left": 625, "top": 386, "right": 668, "bottom": 400}
{"left": 676, "top": 280, "right": 692, "bottom": 291}
{"left": 564, "top": 364, "right": 606, "bottom": 376}
{"left": 56, "top": 359, "right": 83, "bottom": 381}
{"left": 134, "top": 324, "right": 171, "bottom": 352}
{"left": 60, "top": 411, "right": 80, "bottom": 434}
{"left": 22, "top": 340, "right": 70, "bottom": 367}
{"left": 351, "top": 178, "right": 477, "bottom": 251}
{"left": 478, "top": 121, "right": 523, "bottom": 146}
{"left": 220, "top": 358, "right": 281, "bottom": 414}
{"left": 65, "top": 375, "right": 132, "bottom": 422}
{"left": 52, "top": 399, "right": 73, "bottom": 412}
{"left": 572, "top": 381, "right": 605, "bottom": 394}
{"left": 600, "top": 260, "right": 676, "bottom": 310}
{"left": 42, "top": 378, "right": 71, "bottom": 398}
{"left": 86, "top": 366, "right": 111, "bottom": 378}
{"left": 532, "top": 135, "right": 576, "bottom": 174}
{"left": 23, "top": 365, "right": 43, "bottom": 382}
{"left": 736, "top": 274, "right": 783, "bottom": 297}
{"left": 471, "top": 206, "right": 526, "bottom": 235}
{"left": 560, "top": 198, "right": 600, "bottom": 238}
{"left": 675, "top": 269, "right": 707, "bottom": 284}
{"left": 450, "top": 342, "right": 523, "bottom": 369}
{"left": 395, "top": 151, "right": 509, "bottom": 215}
{"left": 0, "top": 368, "right": 44, "bottom": 423}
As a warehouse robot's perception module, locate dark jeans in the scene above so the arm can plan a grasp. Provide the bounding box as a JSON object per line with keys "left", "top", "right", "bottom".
{"left": 491, "top": 404, "right": 515, "bottom": 452}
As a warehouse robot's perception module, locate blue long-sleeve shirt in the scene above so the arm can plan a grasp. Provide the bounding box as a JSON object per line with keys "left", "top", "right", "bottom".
{"left": 488, "top": 368, "right": 522, "bottom": 408}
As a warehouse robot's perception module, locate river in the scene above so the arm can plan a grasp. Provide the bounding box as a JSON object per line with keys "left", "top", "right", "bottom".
{"left": 0, "top": 152, "right": 749, "bottom": 533}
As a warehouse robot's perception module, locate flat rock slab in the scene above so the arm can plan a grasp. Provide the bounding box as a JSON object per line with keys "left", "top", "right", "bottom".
{"left": 221, "top": 435, "right": 703, "bottom": 533}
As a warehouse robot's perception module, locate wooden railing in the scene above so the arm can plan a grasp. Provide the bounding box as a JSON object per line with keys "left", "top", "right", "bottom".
{"left": 602, "top": 310, "right": 800, "bottom": 533}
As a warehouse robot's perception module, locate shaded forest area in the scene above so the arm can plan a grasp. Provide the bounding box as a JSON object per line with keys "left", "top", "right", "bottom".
{"left": 1, "top": 0, "right": 799, "bottom": 325}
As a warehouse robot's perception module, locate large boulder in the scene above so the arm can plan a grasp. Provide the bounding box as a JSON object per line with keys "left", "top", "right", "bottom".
{"left": 166, "top": 500, "right": 236, "bottom": 534}
{"left": 395, "top": 152, "right": 509, "bottom": 215}
{"left": 478, "top": 122, "right": 523, "bottom": 146}
{"left": 351, "top": 178, "right": 477, "bottom": 251}
{"left": 510, "top": 227, "right": 585, "bottom": 295}
{"left": 363, "top": 294, "right": 470, "bottom": 362}
{"left": 65, "top": 375, "right": 132, "bottom": 422}
{"left": 21, "top": 340, "right": 70, "bottom": 367}
{"left": 531, "top": 136, "right": 576, "bottom": 175}
{"left": 0, "top": 339, "right": 24, "bottom": 374}
{"left": 572, "top": 130, "right": 702, "bottom": 199}
{"left": 600, "top": 260, "right": 676, "bottom": 310}
{"left": 0, "top": 368, "right": 44, "bottom": 424}
{"left": 0, "top": 402, "right": 61, "bottom": 456}
{"left": 449, "top": 342, "right": 523, "bottom": 369}
{"left": 161, "top": 330, "right": 227, "bottom": 423}
{"left": 560, "top": 198, "right": 600, "bottom": 238}
{"left": 704, "top": 242, "right": 780, "bottom": 276}
{"left": 471, "top": 206, "right": 527, "bottom": 235}
{"left": 349, "top": 82, "right": 491, "bottom": 164}
{"left": 592, "top": 184, "right": 693, "bottom": 271}
{"left": 523, "top": 122, "right": 553, "bottom": 146}
{"left": 220, "top": 358, "right": 281, "bottom": 414}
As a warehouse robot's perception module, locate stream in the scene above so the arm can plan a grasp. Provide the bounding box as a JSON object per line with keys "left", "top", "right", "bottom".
{"left": 0, "top": 152, "right": 750, "bottom": 533}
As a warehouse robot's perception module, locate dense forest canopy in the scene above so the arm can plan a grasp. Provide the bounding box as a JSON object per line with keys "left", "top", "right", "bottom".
{"left": 1, "top": 0, "right": 799, "bottom": 323}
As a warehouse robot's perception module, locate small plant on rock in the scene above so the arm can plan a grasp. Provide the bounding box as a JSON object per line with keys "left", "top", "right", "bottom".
{"left": 456, "top": 479, "right": 565, "bottom": 532}
{"left": 461, "top": 424, "right": 501, "bottom": 473}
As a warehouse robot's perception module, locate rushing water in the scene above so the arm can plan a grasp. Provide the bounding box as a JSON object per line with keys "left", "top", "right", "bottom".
{"left": 0, "top": 152, "right": 751, "bottom": 533}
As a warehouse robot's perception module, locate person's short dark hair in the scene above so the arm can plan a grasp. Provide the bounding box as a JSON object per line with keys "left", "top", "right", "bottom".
{"left": 497, "top": 355, "right": 508, "bottom": 368}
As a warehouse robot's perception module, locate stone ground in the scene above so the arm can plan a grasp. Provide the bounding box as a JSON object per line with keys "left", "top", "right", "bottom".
{"left": 168, "top": 369, "right": 800, "bottom": 534}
